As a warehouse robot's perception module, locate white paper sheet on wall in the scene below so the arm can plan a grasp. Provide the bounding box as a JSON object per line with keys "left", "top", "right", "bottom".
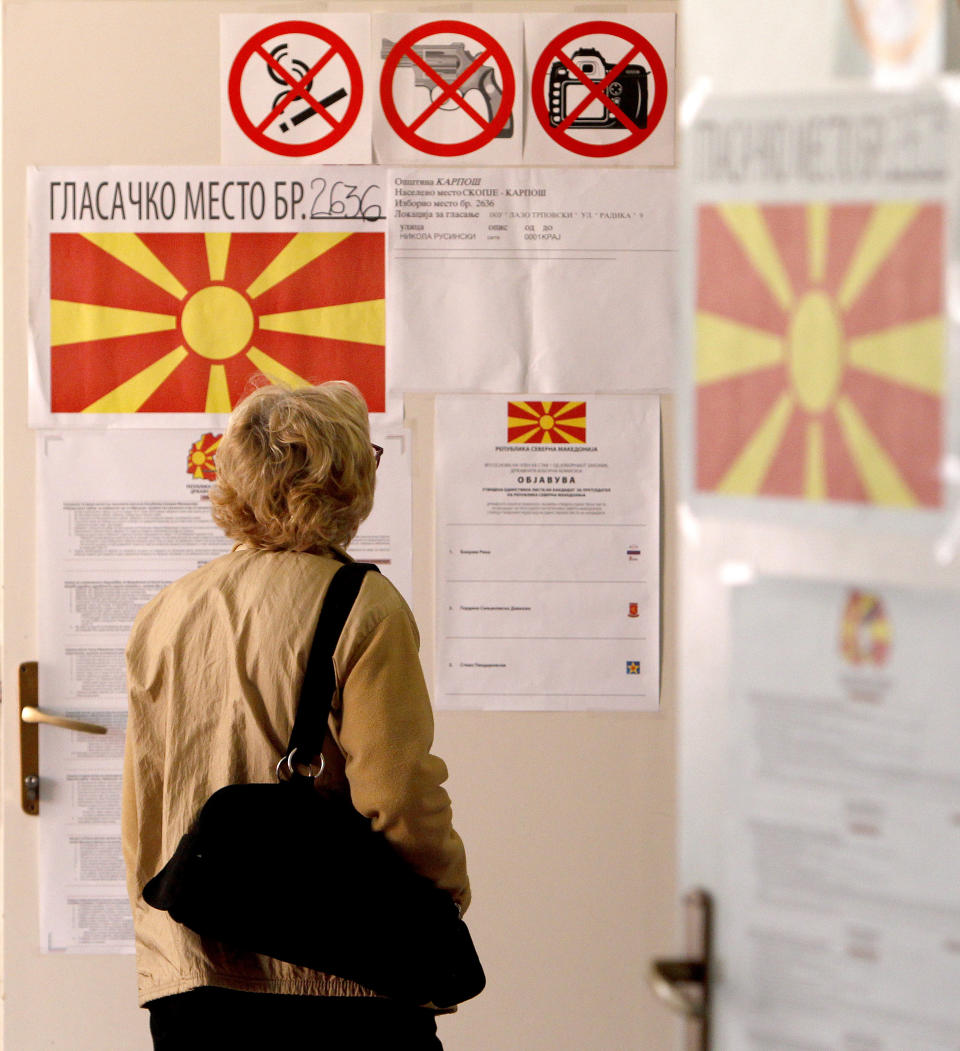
{"left": 36, "top": 426, "right": 412, "bottom": 952}
{"left": 387, "top": 167, "right": 677, "bottom": 394}
{"left": 434, "top": 393, "right": 660, "bottom": 711}
{"left": 721, "top": 577, "right": 960, "bottom": 1048}
{"left": 355, "top": 419, "right": 414, "bottom": 603}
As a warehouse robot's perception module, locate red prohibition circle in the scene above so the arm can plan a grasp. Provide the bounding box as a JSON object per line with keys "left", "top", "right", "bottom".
{"left": 531, "top": 20, "right": 668, "bottom": 158}
{"left": 380, "top": 20, "right": 515, "bottom": 157}
{"left": 228, "top": 20, "right": 364, "bottom": 157}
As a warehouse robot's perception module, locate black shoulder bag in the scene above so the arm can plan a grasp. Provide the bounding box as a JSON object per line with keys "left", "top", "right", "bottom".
{"left": 143, "top": 562, "right": 485, "bottom": 1008}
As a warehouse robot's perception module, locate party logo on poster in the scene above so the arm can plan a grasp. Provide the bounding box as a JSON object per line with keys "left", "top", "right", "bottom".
{"left": 840, "top": 589, "right": 891, "bottom": 667}
{"left": 187, "top": 432, "right": 222, "bottom": 481}
{"left": 695, "top": 201, "right": 944, "bottom": 507}
{"left": 626, "top": 660, "right": 641, "bottom": 674}
{"left": 49, "top": 231, "right": 385, "bottom": 414}
{"left": 507, "top": 400, "right": 586, "bottom": 443}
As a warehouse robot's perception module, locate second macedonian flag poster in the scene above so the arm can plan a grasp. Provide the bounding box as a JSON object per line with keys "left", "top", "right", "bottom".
{"left": 688, "top": 90, "right": 954, "bottom": 522}
{"left": 30, "top": 167, "right": 387, "bottom": 426}
{"left": 695, "top": 199, "right": 944, "bottom": 510}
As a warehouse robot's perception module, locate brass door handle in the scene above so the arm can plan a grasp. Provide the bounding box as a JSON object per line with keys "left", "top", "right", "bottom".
{"left": 20, "top": 706, "right": 107, "bottom": 735}
{"left": 18, "top": 661, "right": 111, "bottom": 816}
{"left": 649, "top": 958, "right": 707, "bottom": 1017}
{"left": 649, "top": 889, "right": 713, "bottom": 1049}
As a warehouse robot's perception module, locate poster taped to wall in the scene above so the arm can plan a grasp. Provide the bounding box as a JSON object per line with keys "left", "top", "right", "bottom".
{"left": 435, "top": 393, "right": 660, "bottom": 711}
{"left": 28, "top": 166, "right": 393, "bottom": 429}
{"left": 36, "top": 424, "right": 412, "bottom": 952}
{"left": 387, "top": 167, "right": 677, "bottom": 394}
{"left": 681, "top": 87, "right": 958, "bottom": 530}
{"left": 721, "top": 576, "right": 960, "bottom": 1049}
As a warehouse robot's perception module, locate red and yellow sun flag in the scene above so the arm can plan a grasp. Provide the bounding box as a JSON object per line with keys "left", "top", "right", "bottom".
{"left": 187, "top": 433, "right": 222, "bottom": 481}
{"left": 695, "top": 201, "right": 944, "bottom": 507}
{"left": 507, "top": 400, "right": 586, "bottom": 444}
{"left": 49, "top": 231, "right": 385, "bottom": 413}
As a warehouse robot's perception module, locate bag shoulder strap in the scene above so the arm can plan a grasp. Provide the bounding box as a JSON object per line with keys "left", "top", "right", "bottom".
{"left": 283, "top": 561, "right": 380, "bottom": 776}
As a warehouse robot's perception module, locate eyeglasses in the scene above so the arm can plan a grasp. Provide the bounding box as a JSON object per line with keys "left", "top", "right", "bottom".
{"left": 371, "top": 443, "right": 383, "bottom": 469}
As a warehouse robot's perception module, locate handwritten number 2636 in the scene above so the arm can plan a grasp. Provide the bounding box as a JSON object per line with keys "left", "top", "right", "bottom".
{"left": 309, "top": 178, "right": 383, "bottom": 221}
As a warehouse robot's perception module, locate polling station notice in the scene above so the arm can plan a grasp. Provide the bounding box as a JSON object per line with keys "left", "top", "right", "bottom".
{"left": 435, "top": 393, "right": 660, "bottom": 711}
{"left": 387, "top": 167, "right": 676, "bottom": 395}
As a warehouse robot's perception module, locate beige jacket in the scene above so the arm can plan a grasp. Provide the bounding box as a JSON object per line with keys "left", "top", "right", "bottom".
{"left": 122, "top": 546, "right": 470, "bottom": 1006}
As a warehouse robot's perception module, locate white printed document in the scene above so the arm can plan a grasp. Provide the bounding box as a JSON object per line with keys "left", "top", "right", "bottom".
{"left": 435, "top": 393, "right": 660, "bottom": 710}
{"left": 721, "top": 578, "right": 960, "bottom": 1048}
{"left": 388, "top": 168, "right": 676, "bottom": 394}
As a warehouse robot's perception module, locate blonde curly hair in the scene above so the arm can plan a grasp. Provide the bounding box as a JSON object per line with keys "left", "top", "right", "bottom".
{"left": 210, "top": 382, "right": 376, "bottom": 552}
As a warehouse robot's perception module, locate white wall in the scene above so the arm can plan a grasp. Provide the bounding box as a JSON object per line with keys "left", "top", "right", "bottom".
{"left": 683, "top": 1, "right": 835, "bottom": 94}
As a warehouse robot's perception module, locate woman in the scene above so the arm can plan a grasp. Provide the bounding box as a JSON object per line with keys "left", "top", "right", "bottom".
{"left": 122, "top": 381, "right": 471, "bottom": 1049}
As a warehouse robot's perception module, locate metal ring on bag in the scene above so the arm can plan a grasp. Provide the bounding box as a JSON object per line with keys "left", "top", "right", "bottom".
{"left": 277, "top": 747, "right": 324, "bottom": 782}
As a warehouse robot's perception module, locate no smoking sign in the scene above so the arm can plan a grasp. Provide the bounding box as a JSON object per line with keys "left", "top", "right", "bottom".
{"left": 225, "top": 18, "right": 368, "bottom": 161}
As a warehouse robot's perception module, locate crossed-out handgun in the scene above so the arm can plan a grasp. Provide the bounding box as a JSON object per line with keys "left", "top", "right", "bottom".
{"left": 382, "top": 39, "right": 514, "bottom": 138}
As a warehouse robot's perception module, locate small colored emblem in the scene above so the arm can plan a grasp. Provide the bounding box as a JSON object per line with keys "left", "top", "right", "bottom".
{"left": 187, "top": 432, "right": 222, "bottom": 481}
{"left": 840, "top": 589, "right": 891, "bottom": 667}
{"left": 628, "top": 602, "right": 639, "bottom": 618}
{"left": 626, "top": 660, "right": 641, "bottom": 675}
{"left": 507, "top": 400, "right": 586, "bottom": 443}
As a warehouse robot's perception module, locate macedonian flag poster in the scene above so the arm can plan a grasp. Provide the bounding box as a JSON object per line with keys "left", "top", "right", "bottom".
{"left": 695, "top": 200, "right": 946, "bottom": 511}
{"left": 687, "top": 90, "right": 956, "bottom": 524}
{"left": 29, "top": 167, "right": 388, "bottom": 426}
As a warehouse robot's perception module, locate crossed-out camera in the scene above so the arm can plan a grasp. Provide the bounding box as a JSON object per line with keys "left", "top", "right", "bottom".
{"left": 548, "top": 47, "right": 649, "bottom": 130}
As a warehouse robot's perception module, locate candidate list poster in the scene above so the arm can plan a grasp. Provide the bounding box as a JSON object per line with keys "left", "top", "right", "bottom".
{"left": 436, "top": 394, "right": 659, "bottom": 711}
{"left": 720, "top": 578, "right": 960, "bottom": 1049}
{"left": 36, "top": 430, "right": 232, "bottom": 952}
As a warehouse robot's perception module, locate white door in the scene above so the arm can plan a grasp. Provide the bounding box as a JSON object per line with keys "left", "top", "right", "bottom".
{"left": 1, "top": 7, "right": 213, "bottom": 1045}
{"left": 2, "top": 3, "right": 681, "bottom": 1049}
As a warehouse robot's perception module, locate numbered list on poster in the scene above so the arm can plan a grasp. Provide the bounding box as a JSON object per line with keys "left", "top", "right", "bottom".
{"left": 435, "top": 394, "right": 659, "bottom": 711}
